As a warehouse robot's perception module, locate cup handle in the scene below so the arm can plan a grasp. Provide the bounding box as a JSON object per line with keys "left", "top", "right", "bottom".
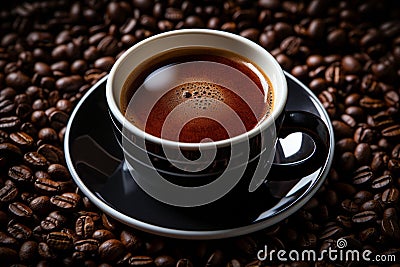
{"left": 268, "top": 110, "right": 330, "bottom": 181}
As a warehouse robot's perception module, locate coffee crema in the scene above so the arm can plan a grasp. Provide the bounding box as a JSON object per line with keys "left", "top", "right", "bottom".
{"left": 121, "top": 47, "right": 273, "bottom": 143}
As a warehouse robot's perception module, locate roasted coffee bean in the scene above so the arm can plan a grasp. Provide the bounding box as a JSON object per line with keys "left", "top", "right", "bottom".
{"left": 0, "top": 116, "right": 21, "bottom": 131}
{"left": 154, "top": 255, "right": 175, "bottom": 267}
{"left": 8, "top": 202, "right": 33, "bottom": 220}
{"left": 128, "top": 255, "right": 154, "bottom": 266}
{"left": 335, "top": 138, "right": 356, "bottom": 153}
{"left": 0, "top": 99, "right": 15, "bottom": 115}
{"left": 48, "top": 110, "right": 69, "bottom": 130}
{"left": 92, "top": 229, "right": 116, "bottom": 245}
{"left": 38, "top": 127, "right": 58, "bottom": 142}
{"left": 319, "top": 225, "right": 344, "bottom": 240}
{"left": 29, "top": 195, "right": 51, "bottom": 214}
{"left": 382, "top": 187, "right": 399, "bottom": 205}
{"left": 206, "top": 250, "right": 224, "bottom": 267}
{"left": 8, "top": 165, "right": 33, "bottom": 184}
{"left": 7, "top": 220, "right": 32, "bottom": 240}
{"left": 371, "top": 174, "right": 393, "bottom": 190}
{"left": 47, "top": 164, "right": 70, "bottom": 181}
{"left": 352, "top": 166, "right": 373, "bottom": 186}
{"left": 37, "top": 144, "right": 64, "bottom": 164}
{"left": 9, "top": 131, "right": 34, "bottom": 148}
{"left": 0, "top": 231, "right": 18, "bottom": 249}
{"left": 352, "top": 211, "right": 378, "bottom": 224}
{"left": 0, "top": 246, "right": 18, "bottom": 265}
{"left": 338, "top": 152, "right": 356, "bottom": 172}
{"left": 354, "top": 143, "right": 372, "bottom": 165}
{"left": 76, "top": 215, "right": 95, "bottom": 238}
{"left": 41, "top": 211, "right": 67, "bottom": 231}
{"left": 336, "top": 215, "right": 352, "bottom": 228}
{"left": 354, "top": 125, "right": 375, "bottom": 143}
{"left": 382, "top": 124, "right": 400, "bottom": 140}
{"left": 332, "top": 120, "right": 353, "bottom": 138}
{"left": 371, "top": 152, "right": 389, "bottom": 173}
{"left": 120, "top": 230, "right": 142, "bottom": 252}
{"left": 381, "top": 218, "right": 400, "bottom": 240}
{"left": 353, "top": 190, "right": 373, "bottom": 204}
{"left": 23, "top": 152, "right": 48, "bottom": 169}
{"left": 38, "top": 242, "right": 56, "bottom": 260}
{"left": 19, "top": 240, "right": 39, "bottom": 263}
{"left": 0, "top": 181, "right": 19, "bottom": 203}
{"left": 34, "top": 178, "right": 61, "bottom": 195}
{"left": 30, "top": 110, "right": 47, "bottom": 127}
{"left": 341, "top": 199, "right": 359, "bottom": 213}
{"left": 99, "top": 239, "right": 125, "bottom": 262}
{"left": 50, "top": 192, "right": 80, "bottom": 210}
{"left": 361, "top": 200, "right": 383, "bottom": 213}
{"left": 74, "top": 239, "right": 99, "bottom": 253}
{"left": 46, "top": 231, "right": 73, "bottom": 250}
{"left": 176, "top": 258, "right": 193, "bottom": 267}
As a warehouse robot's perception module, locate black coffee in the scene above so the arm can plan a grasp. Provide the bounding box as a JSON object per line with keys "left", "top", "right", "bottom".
{"left": 121, "top": 48, "right": 273, "bottom": 143}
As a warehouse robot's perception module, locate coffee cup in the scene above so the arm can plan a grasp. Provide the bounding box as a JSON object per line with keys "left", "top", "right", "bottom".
{"left": 106, "top": 29, "right": 329, "bottom": 207}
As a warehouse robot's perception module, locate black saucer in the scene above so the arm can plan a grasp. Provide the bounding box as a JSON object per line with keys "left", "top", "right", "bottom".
{"left": 65, "top": 73, "right": 334, "bottom": 239}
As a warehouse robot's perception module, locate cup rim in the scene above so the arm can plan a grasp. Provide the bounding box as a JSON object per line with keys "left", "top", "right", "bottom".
{"left": 106, "top": 29, "right": 287, "bottom": 149}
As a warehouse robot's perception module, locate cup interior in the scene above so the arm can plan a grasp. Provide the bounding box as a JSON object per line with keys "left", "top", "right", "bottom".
{"left": 106, "top": 29, "right": 287, "bottom": 147}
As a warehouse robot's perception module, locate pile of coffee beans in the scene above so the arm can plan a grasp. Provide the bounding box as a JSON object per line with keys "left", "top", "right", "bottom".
{"left": 1, "top": 0, "right": 400, "bottom": 266}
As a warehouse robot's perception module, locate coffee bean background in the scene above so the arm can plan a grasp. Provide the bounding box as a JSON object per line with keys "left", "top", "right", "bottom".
{"left": 1, "top": 0, "right": 400, "bottom": 266}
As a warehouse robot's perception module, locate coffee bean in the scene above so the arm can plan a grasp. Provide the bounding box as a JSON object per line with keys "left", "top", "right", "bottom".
{"left": 7, "top": 220, "right": 32, "bottom": 240}
{"left": 8, "top": 165, "right": 34, "bottom": 184}
{"left": 99, "top": 239, "right": 125, "bottom": 262}
{"left": 34, "top": 178, "right": 61, "bottom": 195}
{"left": 19, "top": 240, "right": 39, "bottom": 263}
{"left": 120, "top": 230, "right": 142, "bottom": 252}
{"left": 0, "top": 116, "right": 21, "bottom": 131}
{"left": 206, "top": 250, "right": 224, "bottom": 267}
{"left": 341, "top": 199, "right": 359, "bottom": 214}
{"left": 332, "top": 120, "right": 353, "bottom": 138}
{"left": 319, "top": 225, "right": 344, "bottom": 240}
{"left": 371, "top": 152, "right": 389, "bottom": 173}
{"left": 50, "top": 192, "right": 80, "bottom": 210}
{"left": 0, "top": 99, "right": 15, "bottom": 115}
{"left": 46, "top": 231, "right": 73, "bottom": 250}
{"left": 338, "top": 152, "right": 356, "bottom": 172}
{"left": 382, "top": 124, "right": 400, "bottom": 140}
{"left": 55, "top": 75, "right": 83, "bottom": 94}
{"left": 92, "top": 229, "right": 115, "bottom": 243}
{"left": 0, "top": 246, "right": 18, "bottom": 265}
{"left": 0, "top": 180, "right": 19, "bottom": 203}
{"left": 47, "top": 164, "right": 70, "bottom": 181}
{"left": 74, "top": 239, "right": 99, "bottom": 253}
{"left": 24, "top": 152, "right": 48, "bottom": 169}
{"left": 352, "top": 190, "right": 373, "bottom": 205}
{"left": 37, "top": 144, "right": 64, "bottom": 164}
{"left": 176, "top": 258, "right": 193, "bottom": 267}
{"left": 41, "top": 211, "right": 67, "bottom": 231}
{"left": 371, "top": 174, "right": 393, "bottom": 190}
{"left": 8, "top": 202, "right": 33, "bottom": 220}
{"left": 38, "top": 241, "right": 56, "bottom": 260}
{"left": 335, "top": 138, "right": 356, "bottom": 153}
{"left": 352, "top": 210, "right": 378, "bottom": 224}
{"left": 5, "top": 71, "right": 31, "bottom": 90}
{"left": 382, "top": 187, "right": 399, "bottom": 205}
{"left": 30, "top": 195, "right": 51, "bottom": 215}
{"left": 30, "top": 110, "right": 47, "bottom": 127}
{"left": 48, "top": 110, "right": 69, "bottom": 130}
{"left": 75, "top": 215, "right": 95, "bottom": 239}
{"left": 0, "top": 231, "right": 18, "bottom": 249}
{"left": 381, "top": 218, "right": 400, "bottom": 240}
{"left": 153, "top": 255, "right": 175, "bottom": 267}
{"left": 352, "top": 166, "right": 373, "bottom": 186}
{"left": 38, "top": 128, "right": 58, "bottom": 143}
{"left": 361, "top": 199, "right": 382, "bottom": 212}
{"left": 9, "top": 132, "right": 34, "bottom": 148}
{"left": 354, "top": 125, "right": 375, "bottom": 143}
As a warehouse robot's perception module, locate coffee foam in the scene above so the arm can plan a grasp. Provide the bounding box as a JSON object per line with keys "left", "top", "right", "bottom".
{"left": 173, "top": 82, "right": 225, "bottom": 111}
